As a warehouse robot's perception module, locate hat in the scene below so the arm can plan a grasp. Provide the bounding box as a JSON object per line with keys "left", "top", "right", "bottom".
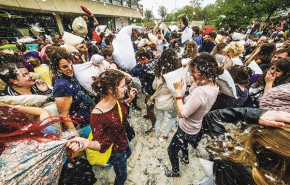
{"left": 177, "top": 13, "right": 188, "bottom": 21}
{"left": 72, "top": 17, "right": 88, "bottom": 37}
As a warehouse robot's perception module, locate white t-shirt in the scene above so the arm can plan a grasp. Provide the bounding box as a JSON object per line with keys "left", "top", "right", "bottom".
{"left": 157, "top": 39, "right": 166, "bottom": 54}
{"left": 231, "top": 57, "right": 243, "bottom": 66}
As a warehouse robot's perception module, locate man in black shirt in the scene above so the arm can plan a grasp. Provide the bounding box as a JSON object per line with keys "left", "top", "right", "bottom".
{"left": 201, "top": 32, "right": 217, "bottom": 53}
{"left": 83, "top": 14, "right": 99, "bottom": 41}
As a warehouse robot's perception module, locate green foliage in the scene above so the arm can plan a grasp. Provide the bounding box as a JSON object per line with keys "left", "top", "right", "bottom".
{"left": 136, "top": 22, "right": 172, "bottom": 29}
{"left": 157, "top": 6, "right": 168, "bottom": 20}
{"left": 214, "top": 0, "right": 290, "bottom": 29}
{"left": 190, "top": 0, "right": 203, "bottom": 9}
{"left": 165, "top": 13, "right": 175, "bottom": 22}
{"left": 140, "top": 0, "right": 290, "bottom": 31}
{"left": 144, "top": 9, "right": 154, "bottom": 22}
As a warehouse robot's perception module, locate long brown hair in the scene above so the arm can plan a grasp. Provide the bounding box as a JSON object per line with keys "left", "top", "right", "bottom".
{"left": 209, "top": 123, "right": 290, "bottom": 185}
{"left": 182, "top": 40, "right": 198, "bottom": 59}
{"left": 253, "top": 57, "right": 290, "bottom": 88}
{"left": 155, "top": 48, "right": 181, "bottom": 78}
{"left": 91, "top": 69, "right": 125, "bottom": 99}
{"left": 190, "top": 53, "right": 224, "bottom": 84}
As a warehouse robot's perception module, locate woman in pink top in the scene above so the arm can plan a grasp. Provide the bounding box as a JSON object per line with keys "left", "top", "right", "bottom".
{"left": 165, "top": 53, "right": 224, "bottom": 177}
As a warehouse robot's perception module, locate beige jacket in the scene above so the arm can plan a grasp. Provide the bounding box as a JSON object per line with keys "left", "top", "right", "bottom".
{"left": 152, "top": 76, "right": 175, "bottom": 111}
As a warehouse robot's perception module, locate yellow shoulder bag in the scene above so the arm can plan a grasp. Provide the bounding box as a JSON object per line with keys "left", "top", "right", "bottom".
{"left": 86, "top": 101, "right": 122, "bottom": 165}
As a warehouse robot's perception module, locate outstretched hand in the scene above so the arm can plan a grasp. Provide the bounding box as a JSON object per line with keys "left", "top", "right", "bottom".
{"left": 66, "top": 137, "right": 90, "bottom": 152}
{"left": 259, "top": 111, "right": 290, "bottom": 127}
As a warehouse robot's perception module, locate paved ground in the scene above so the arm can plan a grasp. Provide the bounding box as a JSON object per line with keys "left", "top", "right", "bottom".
{"left": 92, "top": 93, "right": 209, "bottom": 185}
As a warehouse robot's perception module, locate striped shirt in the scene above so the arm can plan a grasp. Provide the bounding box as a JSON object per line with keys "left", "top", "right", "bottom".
{"left": 90, "top": 100, "right": 128, "bottom": 154}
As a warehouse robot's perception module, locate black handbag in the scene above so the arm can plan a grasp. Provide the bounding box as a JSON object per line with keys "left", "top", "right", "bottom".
{"left": 58, "top": 158, "right": 97, "bottom": 185}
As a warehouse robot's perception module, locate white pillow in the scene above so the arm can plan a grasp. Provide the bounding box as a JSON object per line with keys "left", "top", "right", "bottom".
{"left": 95, "top": 25, "right": 107, "bottom": 33}
{"left": 73, "top": 61, "right": 110, "bottom": 94}
{"left": 163, "top": 67, "right": 187, "bottom": 98}
{"left": 232, "top": 32, "right": 245, "bottom": 41}
{"left": 112, "top": 25, "right": 136, "bottom": 70}
{"left": 137, "top": 39, "right": 149, "bottom": 49}
{"left": 169, "top": 25, "right": 179, "bottom": 32}
{"left": 199, "top": 158, "right": 214, "bottom": 177}
{"left": 148, "top": 33, "right": 158, "bottom": 43}
{"left": 181, "top": 27, "right": 193, "bottom": 44}
{"left": 248, "top": 60, "right": 263, "bottom": 75}
{"left": 72, "top": 16, "right": 88, "bottom": 37}
{"left": 216, "top": 69, "right": 237, "bottom": 98}
{"left": 159, "top": 23, "right": 169, "bottom": 36}
{"left": 0, "top": 95, "right": 48, "bottom": 107}
{"left": 60, "top": 44, "right": 78, "bottom": 53}
{"left": 90, "top": 54, "right": 105, "bottom": 63}
{"left": 62, "top": 31, "right": 84, "bottom": 47}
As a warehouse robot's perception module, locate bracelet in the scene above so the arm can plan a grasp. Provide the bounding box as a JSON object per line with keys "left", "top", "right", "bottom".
{"left": 176, "top": 96, "right": 183, "bottom": 100}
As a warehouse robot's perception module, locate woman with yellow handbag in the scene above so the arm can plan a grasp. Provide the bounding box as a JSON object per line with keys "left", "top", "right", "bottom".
{"left": 67, "top": 69, "right": 137, "bottom": 185}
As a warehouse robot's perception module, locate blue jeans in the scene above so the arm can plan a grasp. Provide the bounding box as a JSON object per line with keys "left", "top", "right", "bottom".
{"left": 155, "top": 107, "right": 177, "bottom": 137}
{"left": 167, "top": 127, "right": 199, "bottom": 172}
{"left": 109, "top": 141, "right": 132, "bottom": 185}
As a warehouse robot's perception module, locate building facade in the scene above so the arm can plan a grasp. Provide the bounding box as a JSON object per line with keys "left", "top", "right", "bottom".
{"left": 0, "top": 0, "right": 142, "bottom": 42}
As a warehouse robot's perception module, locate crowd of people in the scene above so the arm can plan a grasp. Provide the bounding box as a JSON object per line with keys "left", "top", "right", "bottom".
{"left": 1, "top": 12, "right": 290, "bottom": 185}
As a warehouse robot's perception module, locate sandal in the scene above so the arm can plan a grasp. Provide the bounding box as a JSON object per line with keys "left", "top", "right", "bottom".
{"left": 164, "top": 170, "right": 180, "bottom": 177}
{"left": 143, "top": 115, "right": 150, "bottom": 119}
{"left": 145, "top": 127, "right": 154, "bottom": 134}
{"left": 178, "top": 152, "right": 189, "bottom": 164}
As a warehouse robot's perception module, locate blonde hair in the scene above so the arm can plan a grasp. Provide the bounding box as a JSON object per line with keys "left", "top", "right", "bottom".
{"left": 182, "top": 40, "right": 198, "bottom": 59}
{"left": 210, "top": 124, "right": 290, "bottom": 185}
{"left": 224, "top": 42, "right": 244, "bottom": 57}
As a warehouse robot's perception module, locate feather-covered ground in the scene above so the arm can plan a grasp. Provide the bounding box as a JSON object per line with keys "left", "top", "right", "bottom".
{"left": 92, "top": 93, "right": 210, "bottom": 185}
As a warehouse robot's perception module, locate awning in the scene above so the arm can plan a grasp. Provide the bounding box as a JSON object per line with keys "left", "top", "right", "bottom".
{"left": 0, "top": 0, "right": 142, "bottom": 18}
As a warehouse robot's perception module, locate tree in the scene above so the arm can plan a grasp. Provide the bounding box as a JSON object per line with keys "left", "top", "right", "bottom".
{"left": 165, "top": 13, "right": 175, "bottom": 22}
{"left": 189, "top": 0, "right": 203, "bottom": 9}
{"left": 144, "top": 9, "right": 154, "bottom": 22}
{"left": 214, "top": 0, "right": 290, "bottom": 29}
{"left": 201, "top": 4, "right": 217, "bottom": 24}
{"left": 157, "top": 6, "right": 168, "bottom": 20}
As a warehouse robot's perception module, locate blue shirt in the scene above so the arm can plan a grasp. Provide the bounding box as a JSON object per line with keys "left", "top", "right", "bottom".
{"left": 211, "top": 85, "right": 249, "bottom": 111}
{"left": 53, "top": 76, "right": 91, "bottom": 128}
{"left": 130, "top": 60, "right": 156, "bottom": 95}
{"left": 192, "top": 36, "right": 203, "bottom": 52}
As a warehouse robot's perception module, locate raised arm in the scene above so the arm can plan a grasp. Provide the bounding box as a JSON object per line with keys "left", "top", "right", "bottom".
{"left": 203, "top": 108, "right": 289, "bottom": 135}
{"left": 90, "top": 14, "right": 99, "bottom": 26}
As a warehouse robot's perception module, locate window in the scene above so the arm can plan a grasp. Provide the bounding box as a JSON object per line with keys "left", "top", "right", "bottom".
{"left": 131, "top": 0, "right": 138, "bottom": 9}
{"left": 112, "top": 0, "right": 121, "bottom": 6}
